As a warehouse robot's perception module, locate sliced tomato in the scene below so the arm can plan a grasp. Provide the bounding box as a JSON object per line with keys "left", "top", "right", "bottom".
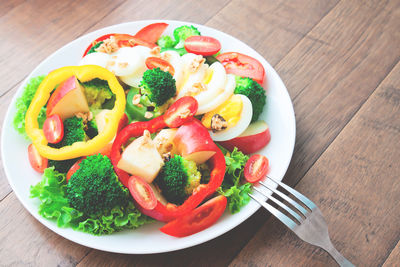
{"left": 134, "top": 22, "right": 168, "bottom": 44}
{"left": 163, "top": 96, "right": 198, "bottom": 128}
{"left": 244, "top": 154, "right": 269, "bottom": 183}
{"left": 66, "top": 158, "right": 84, "bottom": 181}
{"left": 128, "top": 175, "right": 157, "bottom": 210}
{"left": 160, "top": 195, "right": 227, "bottom": 237}
{"left": 43, "top": 114, "right": 64, "bottom": 144}
{"left": 216, "top": 52, "right": 265, "bottom": 85}
{"left": 28, "top": 144, "right": 48, "bottom": 173}
{"left": 145, "top": 57, "right": 175, "bottom": 76}
{"left": 184, "top": 36, "right": 221, "bottom": 56}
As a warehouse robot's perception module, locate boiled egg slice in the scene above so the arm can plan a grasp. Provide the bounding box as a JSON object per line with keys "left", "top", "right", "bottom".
{"left": 159, "top": 50, "right": 184, "bottom": 89}
{"left": 202, "top": 94, "right": 253, "bottom": 142}
{"left": 177, "top": 53, "right": 208, "bottom": 96}
{"left": 119, "top": 46, "right": 151, "bottom": 87}
{"left": 79, "top": 52, "right": 110, "bottom": 68}
{"left": 107, "top": 47, "right": 145, "bottom": 76}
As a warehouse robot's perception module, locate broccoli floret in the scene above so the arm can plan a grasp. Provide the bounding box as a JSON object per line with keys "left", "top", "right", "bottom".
{"left": 66, "top": 154, "right": 129, "bottom": 215}
{"left": 61, "top": 117, "right": 87, "bottom": 146}
{"left": 157, "top": 35, "right": 176, "bottom": 48}
{"left": 234, "top": 76, "right": 266, "bottom": 122}
{"left": 86, "top": 41, "right": 103, "bottom": 55}
{"left": 173, "top": 25, "right": 201, "bottom": 49}
{"left": 140, "top": 68, "right": 176, "bottom": 107}
{"left": 81, "top": 78, "right": 113, "bottom": 109}
{"left": 86, "top": 120, "right": 98, "bottom": 139}
{"left": 156, "top": 156, "right": 201, "bottom": 205}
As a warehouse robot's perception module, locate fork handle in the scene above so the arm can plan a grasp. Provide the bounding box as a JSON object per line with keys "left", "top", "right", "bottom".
{"left": 322, "top": 240, "right": 354, "bottom": 267}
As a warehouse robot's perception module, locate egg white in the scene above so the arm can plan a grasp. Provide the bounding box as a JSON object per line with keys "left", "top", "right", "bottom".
{"left": 159, "top": 50, "right": 184, "bottom": 89}
{"left": 209, "top": 94, "right": 253, "bottom": 142}
{"left": 79, "top": 52, "right": 110, "bottom": 68}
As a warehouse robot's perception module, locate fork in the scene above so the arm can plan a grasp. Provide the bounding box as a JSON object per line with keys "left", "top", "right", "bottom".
{"left": 249, "top": 176, "right": 354, "bottom": 267}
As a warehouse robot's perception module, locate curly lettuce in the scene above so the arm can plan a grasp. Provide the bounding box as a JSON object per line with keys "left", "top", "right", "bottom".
{"left": 218, "top": 183, "right": 252, "bottom": 214}
{"left": 30, "top": 168, "right": 152, "bottom": 235}
{"left": 13, "top": 75, "right": 46, "bottom": 139}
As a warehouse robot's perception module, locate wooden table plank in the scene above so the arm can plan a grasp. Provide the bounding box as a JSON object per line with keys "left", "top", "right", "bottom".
{"left": 229, "top": 61, "right": 400, "bottom": 266}
{"left": 383, "top": 240, "right": 400, "bottom": 267}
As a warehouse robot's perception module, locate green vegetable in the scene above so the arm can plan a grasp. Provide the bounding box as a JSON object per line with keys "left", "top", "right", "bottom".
{"left": 217, "top": 146, "right": 252, "bottom": 213}
{"left": 30, "top": 167, "right": 151, "bottom": 235}
{"left": 48, "top": 158, "right": 78, "bottom": 174}
{"left": 173, "top": 25, "right": 201, "bottom": 49}
{"left": 157, "top": 35, "right": 176, "bottom": 48}
{"left": 156, "top": 155, "right": 201, "bottom": 205}
{"left": 13, "top": 75, "right": 46, "bottom": 138}
{"left": 87, "top": 41, "right": 103, "bottom": 55}
{"left": 234, "top": 76, "right": 266, "bottom": 122}
{"left": 217, "top": 183, "right": 252, "bottom": 213}
{"left": 160, "top": 47, "right": 187, "bottom": 56}
{"left": 86, "top": 120, "right": 98, "bottom": 139}
{"left": 66, "top": 154, "right": 129, "bottom": 216}
{"left": 140, "top": 68, "right": 176, "bottom": 107}
{"left": 126, "top": 87, "right": 150, "bottom": 121}
{"left": 81, "top": 78, "right": 113, "bottom": 109}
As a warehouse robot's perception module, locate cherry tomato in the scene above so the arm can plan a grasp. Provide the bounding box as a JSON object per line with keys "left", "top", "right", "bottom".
{"left": 184, "top": 36, "right": 221, "bottom": 56}
{"left": 128, "top": 175, "right": 157, "bottom": 210}
{"left": 145, "top": 57, "right": 175, "bottom": 76}
{"left": 134, "top": 22, "right": 168, "bottom": 44}
{"left": 163, "top": 96, "right": 198, "bottom": 128}
{"left": 216, "top": 52, "right": 265, "bottom": 85}
{"left": 244, "top": 154, "right": 269, "bottom": 183}
{"left": 160, "top": 195, "right": 227, "bottom": 237}
{"left": 43, "top": 114, "right": 64, "bottom": 144}
{"left": 28, "top": 144, "right": 48, "bottom": 173}
{"left": 66, "top": 158, "right": 83, "bottom": 181}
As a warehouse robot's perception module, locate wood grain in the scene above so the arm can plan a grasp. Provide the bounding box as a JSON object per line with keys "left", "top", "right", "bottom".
{"left": 229, "top": 61, "right": 400, "bottom": 266}
{"left": 383, "top": 241, "right": 400, "bottom": 267}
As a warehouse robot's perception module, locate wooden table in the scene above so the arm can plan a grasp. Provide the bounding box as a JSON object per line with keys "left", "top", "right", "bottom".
{"left": 1, "top": 0, "right": 399, "bottom": 266}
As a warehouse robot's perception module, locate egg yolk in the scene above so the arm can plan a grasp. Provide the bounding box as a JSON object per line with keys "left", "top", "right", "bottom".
{"left": 203, "top": 68, "right": 213, "bottom": 85}
{"left": 201, "top": 95, "right": 243, "bottom": 129}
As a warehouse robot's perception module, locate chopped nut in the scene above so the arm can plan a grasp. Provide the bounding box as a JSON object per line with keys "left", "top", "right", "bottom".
{"left": 75, "top": 111, "right": 93, "bottom": 123}
{"left": 188, "top": 55, "right": 205, "bottom": 72}
{"left": 162, "top": 152, "right": 172, "bottom": 162}
{"left": 144, "top": 112, "right": 154, "bottom": 119}
{"left": 150, "top": 46, "right": 161, "bottom": 56}
{"left": 179, "top": 108, "right": 191, "bottom": 119}
{"left": 187, "top": 82, "right": 207, "bottom": 96}
{"left": 143, "top": 129, "right": 151, "bottom": 139}
{"left": 210, "top": 114, "right": 228, "bottom": 132}
{"left": 107, "top": 60, "right": 115, "bottom": 67}
{"left": 95, "top": 36, "right": 119, "bottom": 54}
{"left": 118, "top": 62, "right": 128, "bottom": 68}
{"left": 87, "top": 111, "right": 93, "bottom": 121}
{"left": 132, "top": 94, "right": 141, "bottom": 105}
{"left": 111, "top": 55, "right": 117, "bottom": 59}
{"left": 137, "top": 103, "right": 144, "bottom": 108}
{"left": 160, "top": 52, "right": 171, "bottom": 61}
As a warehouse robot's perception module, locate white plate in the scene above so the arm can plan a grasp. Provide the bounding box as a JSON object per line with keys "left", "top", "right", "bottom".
{"left": 1, "top": 20, "right": 295, "bottom": 254}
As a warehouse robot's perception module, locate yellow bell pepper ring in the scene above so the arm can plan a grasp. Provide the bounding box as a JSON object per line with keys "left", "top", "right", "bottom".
{"left": 25, "top": 65, "right": 126, "bottom": 160}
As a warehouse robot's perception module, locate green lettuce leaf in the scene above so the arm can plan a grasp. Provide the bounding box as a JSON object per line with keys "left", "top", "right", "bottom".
{"left": 218, "top": 183, "right": 252, "bottom": 214}
{"left": 30, "top": 167, "right": 152, "bottom": 235}
{"left": 13, "top": 75, "right": 46, "bottom": 138}
{"left": 222, "top": 147, "right": 249, "bottom": 189}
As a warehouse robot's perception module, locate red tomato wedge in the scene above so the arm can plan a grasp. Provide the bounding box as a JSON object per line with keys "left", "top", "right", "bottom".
{"left": 184, "top": 36, "right": 221, "bottom": 56}
{"left": 145, "top": 57, "right": 175, "bottom": 76}
{"left": 66, "top": 158, "right": 84, "bottom": 181}
{"left": 28, "top": 144, "right": 48, "bottom": 173}
{"left": 216, "top": 52, "right": 265, "bottom": 85}
{"left": 244, "top": 154, "right": 269, "bottom": 183}
{"left": 160, "top": 195, "right": 227, "bottom": 237}
{"left": 43, "top": 114, "right": 64, "bottom": 144}
{"left": 128, "top": 175, "right": 157, "bottom": 210}
{"left": 134, "top": 22, "right": 168, "bottom": 44}
{"left": 163, "top": 96, "right": 198, "bottom": 128}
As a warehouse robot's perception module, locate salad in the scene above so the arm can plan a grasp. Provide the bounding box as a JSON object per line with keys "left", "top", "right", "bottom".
{"left": 13, "top": 22, "right": 271, "bottom": 238}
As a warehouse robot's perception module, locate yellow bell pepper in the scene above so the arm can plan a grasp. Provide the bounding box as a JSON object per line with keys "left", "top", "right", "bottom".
{"left": 25, "top": 65, "right": 126, "bottom": 160}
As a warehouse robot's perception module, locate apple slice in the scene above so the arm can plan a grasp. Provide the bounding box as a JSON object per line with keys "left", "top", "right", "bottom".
{"left": 117, "top": 131, "right": 164, "bottom": 184}
{"left": 173, "top": 119, "right": 217, "bottom": 164}
{"left": 219, "top": 121, "right": 271, "bottom": 154}
{"left": 47, "top": 76, "right": 90, "bottom": 120}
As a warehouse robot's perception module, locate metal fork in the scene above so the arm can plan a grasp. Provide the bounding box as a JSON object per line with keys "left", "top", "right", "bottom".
{"left": 249, "top": 176, "right": 354, "bottom": 267}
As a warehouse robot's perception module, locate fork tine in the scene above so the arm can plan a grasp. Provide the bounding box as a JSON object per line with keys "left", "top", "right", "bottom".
{"left": 267, "top": 176, "right": 317, "bottom": 210}
{"left": 260, "top": 181, "right": 309, "bottom": 216}
{"left": 253, "top": 187, "right": 303, "bottom": 223}
{"left": 249, "top": 193, "right": 298, "bottom": 229}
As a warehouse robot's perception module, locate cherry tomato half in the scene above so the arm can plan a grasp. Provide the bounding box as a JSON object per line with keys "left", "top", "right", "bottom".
{"left": 66, "top": 158, "right": 84, "bottom": 181}
{"left": 134, "top": 22, "right": 168, "bottom": 44}
{"left": 244, "top": 154, "right": 269, "bottom": 183}
{"left": 216, "top": 52, "right": 265, "bottom": 85}
{"left": 128, "top": 175, "right": 157, "bottom": 210}
{"left": 28, "top": 144, "right": 48, "bottom": 173}
{"left": 163, "top": 96, "right": 198, "bottom": 128}
{"left": 145, "top": 57, "right": 175, "bottom": 76}
{"left": 184, "top": 36, "right": 221, "bottom": 56}
{"left": 43, "top": 114, "right": 64, "bottom": 144}
{"left": 160, "top": 195, "right": 227, "bottom": 237}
